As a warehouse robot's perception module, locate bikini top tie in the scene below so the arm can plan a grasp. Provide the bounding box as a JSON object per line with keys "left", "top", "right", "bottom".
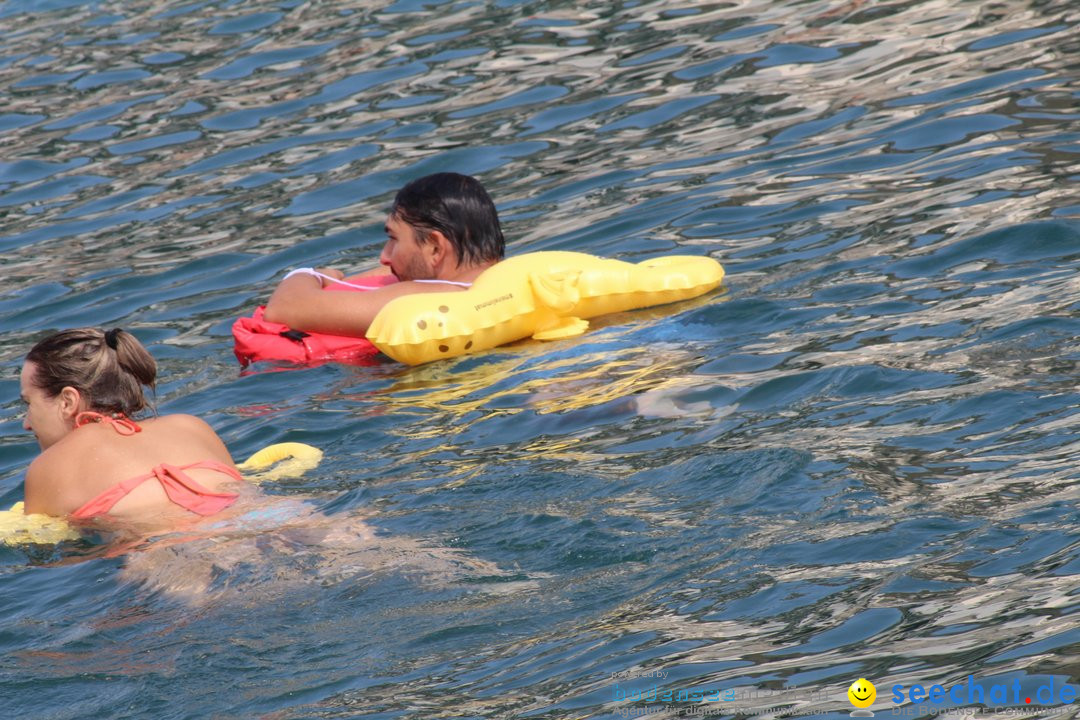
{"left": 68, "top": 411, "right": 240, "bottom": 519}
{"left": 74, "top": 411, "right": 141, "bottom": 436}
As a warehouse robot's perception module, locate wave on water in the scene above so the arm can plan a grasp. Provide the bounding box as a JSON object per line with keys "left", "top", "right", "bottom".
{"left": 0, "top": 0, "right": 1077, "bottom": 718}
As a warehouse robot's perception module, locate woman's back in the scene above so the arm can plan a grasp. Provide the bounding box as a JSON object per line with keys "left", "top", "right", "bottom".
{"left": 26, "top": 413, "right": 243, "bottom": 526}
{"left": 20, "top": 328, "right": 248, "bottom": 529}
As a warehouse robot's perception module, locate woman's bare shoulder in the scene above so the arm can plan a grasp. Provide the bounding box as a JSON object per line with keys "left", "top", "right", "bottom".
{"left": 143, "top": 413, "right": 216, "bottom": 434}
{"left": 142, "top": 414, "right": 232, "bottom": 460}
{"left": 24, "top": 444, "right": 78, "bottom": 514}
{"left": 26, "top": 447, "right": 61, "bottom": 478}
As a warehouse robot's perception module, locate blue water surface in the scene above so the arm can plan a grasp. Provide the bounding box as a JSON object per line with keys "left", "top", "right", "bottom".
{"left": 0, "top": 1, "right": 1077, "bottom": 719}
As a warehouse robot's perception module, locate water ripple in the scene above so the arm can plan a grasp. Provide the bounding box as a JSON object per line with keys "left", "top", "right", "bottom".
{"left": 0, "top": 0, "right": 1077, "bottom": 718}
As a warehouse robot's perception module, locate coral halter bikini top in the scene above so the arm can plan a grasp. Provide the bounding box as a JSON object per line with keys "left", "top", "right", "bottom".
{"left": 69, "top": 412, "right": 241, "bottom": 520}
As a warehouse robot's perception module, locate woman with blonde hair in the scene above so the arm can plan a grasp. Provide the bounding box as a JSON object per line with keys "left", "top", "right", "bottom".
{"left": 16, "top": 327, "right": 508, "bottom": 601}
{"left": 20, "top": 327, "right": 247, "bottom": 527}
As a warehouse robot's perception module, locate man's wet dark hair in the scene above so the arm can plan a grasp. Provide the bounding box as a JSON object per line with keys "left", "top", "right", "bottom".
{"left": 390, "top": 172, "right": 505, "bottom": 266}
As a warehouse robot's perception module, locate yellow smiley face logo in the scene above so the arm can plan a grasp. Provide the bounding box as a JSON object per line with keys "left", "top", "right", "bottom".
{"left": 848, "top": 678, "right": 876, "bottom": 708}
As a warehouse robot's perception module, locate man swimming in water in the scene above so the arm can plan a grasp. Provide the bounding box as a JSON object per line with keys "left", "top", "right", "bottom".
{"left": 263, "top": 172, "right": 505, "bottom": 337}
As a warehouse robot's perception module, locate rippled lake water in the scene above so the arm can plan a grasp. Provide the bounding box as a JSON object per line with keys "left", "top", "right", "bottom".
{"left": 1, "top": 1, "right": 1078, "bottom": 718}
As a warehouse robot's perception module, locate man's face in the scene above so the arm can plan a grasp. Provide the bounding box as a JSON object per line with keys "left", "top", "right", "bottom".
{"left": 380, "top": 214, "right": 435, "bottom": 281}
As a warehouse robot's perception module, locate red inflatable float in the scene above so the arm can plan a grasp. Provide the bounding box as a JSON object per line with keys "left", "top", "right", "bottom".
{"left": 232, "top": 274, "right": 397, "bottom": 366}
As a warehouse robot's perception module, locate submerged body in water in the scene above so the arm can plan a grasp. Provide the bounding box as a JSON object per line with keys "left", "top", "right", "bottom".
{"left": 114, "top": 496, "right": 511, "bottom": 602}
{"left": 16, "top": 328, "right": 511, "bottom": 602}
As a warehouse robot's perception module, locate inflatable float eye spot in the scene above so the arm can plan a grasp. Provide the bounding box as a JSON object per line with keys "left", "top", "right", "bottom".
{"left": 465, "top": 340, "right": 473, "bottom": 350}
{"left": 439, "top": 305, "right": 449, "bottom": 313}
{"left": 439, "top": 344, "right": 449, "bottom": 353}
{"left": 417, "top": 320, "right": 427, "bottom": 330}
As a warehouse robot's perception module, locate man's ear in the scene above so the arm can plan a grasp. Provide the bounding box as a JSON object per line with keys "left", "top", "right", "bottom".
{"left": 425, "top": 230, "right": 457, "bottom": 269}
{"left": 57, "top": 386, "right": 84, "bottom": 420}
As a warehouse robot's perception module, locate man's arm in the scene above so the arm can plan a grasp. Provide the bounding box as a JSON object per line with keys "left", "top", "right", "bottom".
{"left": 263, "top": 272, "right": 452, "bottom": 337}
{"left": 346, "top": 265, "right": 393, "bottom": 280}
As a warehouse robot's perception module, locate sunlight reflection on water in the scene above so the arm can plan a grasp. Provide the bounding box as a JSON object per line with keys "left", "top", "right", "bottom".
{"left": 0, "top": 0, "right": 1078, "bottom": 718}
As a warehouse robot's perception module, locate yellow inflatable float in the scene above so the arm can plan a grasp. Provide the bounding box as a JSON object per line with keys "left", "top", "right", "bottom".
{"left": 367, "top": 251, "right": 725, "bottom": 365}
{"left": 0, "top": 442, "right": 323, "bottom": 545}
{"left": 0, "top": 502, "right": 79, "bottom": 544}
{"left": 235, "top": 441, "right": 323, "bottom": 484}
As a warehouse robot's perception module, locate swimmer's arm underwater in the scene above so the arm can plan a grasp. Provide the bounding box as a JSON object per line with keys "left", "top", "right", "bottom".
{"left": 263, "top": 269, "right": 456, "bottom": 337}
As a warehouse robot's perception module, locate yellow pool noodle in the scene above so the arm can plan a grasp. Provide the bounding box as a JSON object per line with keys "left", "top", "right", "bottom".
{"left": 236, "top": 441, "right": 324, "bottom": 484}
{"left": 0, "top": 502, "right": 81, "bottom": 544}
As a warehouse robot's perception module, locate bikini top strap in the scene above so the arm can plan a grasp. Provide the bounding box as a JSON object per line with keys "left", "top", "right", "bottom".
{"left": 74, "top": 411, "right": 142, "bottom": 436}
{"left": 151, "top": 464, "right": 240, "bottom": 517}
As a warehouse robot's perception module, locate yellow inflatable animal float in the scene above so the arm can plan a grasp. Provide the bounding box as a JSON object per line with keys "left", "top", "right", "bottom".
{"left": 367, "top": 251, "right": 724, "bottom": 365}
{"left": 0, "top": 442, "right": 323, "bottom": 545}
